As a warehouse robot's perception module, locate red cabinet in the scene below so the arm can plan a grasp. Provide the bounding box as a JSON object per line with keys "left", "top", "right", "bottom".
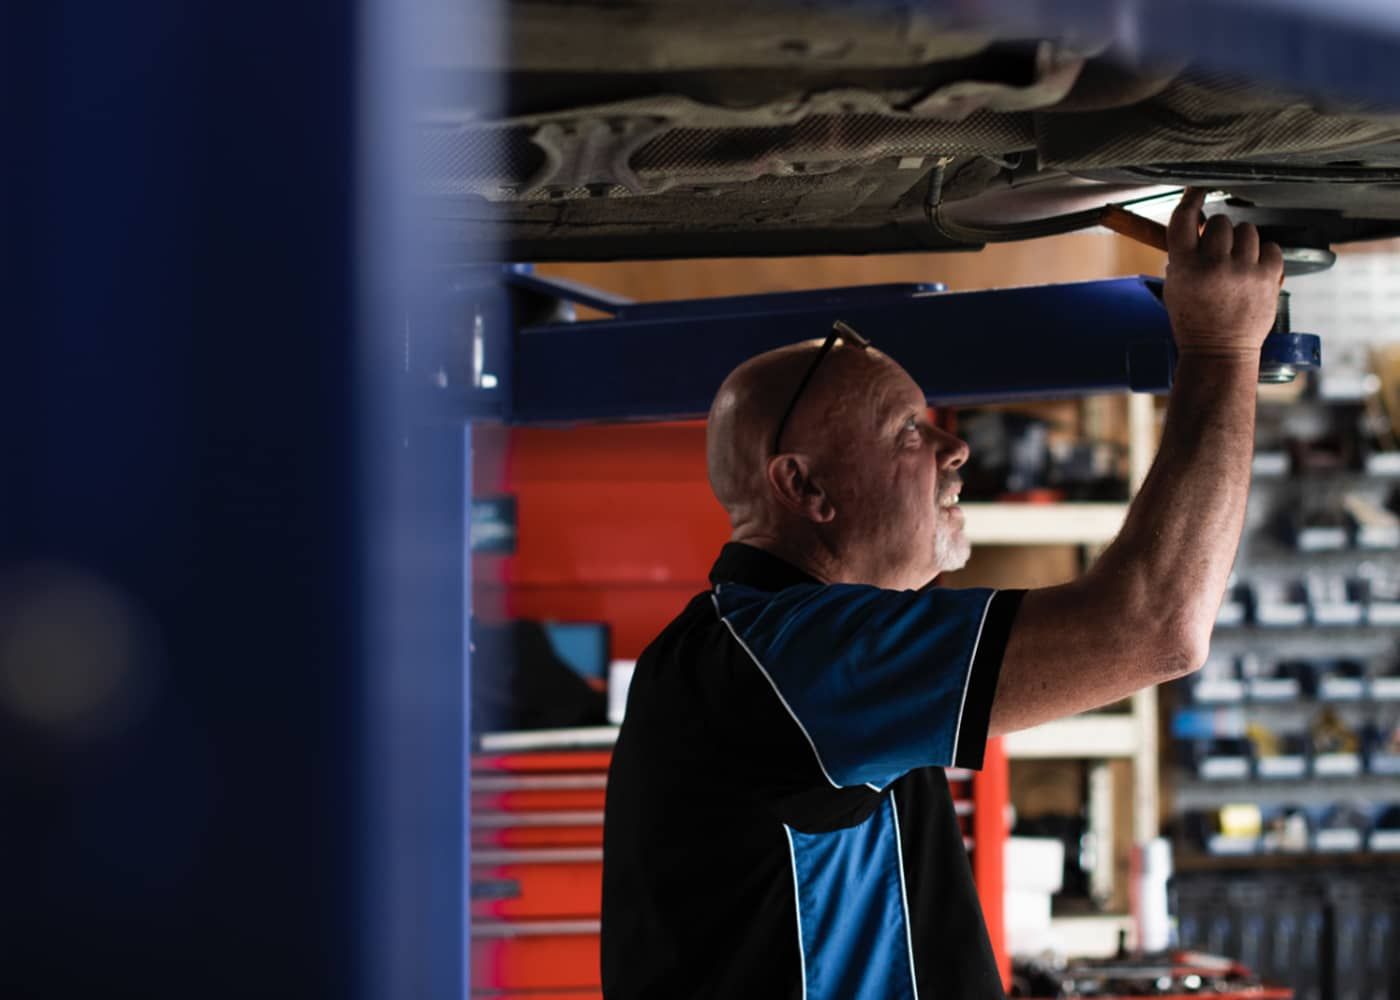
{"left": 468, "top": 745, "right": 1006, "bottom": 995}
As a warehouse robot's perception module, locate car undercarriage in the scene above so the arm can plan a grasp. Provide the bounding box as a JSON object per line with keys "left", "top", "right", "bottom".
{"left": 431, "top": 1, "right": 1400, "bottom": 262}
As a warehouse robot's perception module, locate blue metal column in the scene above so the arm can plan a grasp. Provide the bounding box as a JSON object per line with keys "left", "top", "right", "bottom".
{"left": 2, "top": 1, "right": 360, "bottom": 990}
{"left": 356, "top": 0, "right": 488, "bottom": 993}
{"left": 2, "top": 1, "right": 478, "bottom": 998}
{"left": 361, "top": 418, "right": 473, "bottom": 1000}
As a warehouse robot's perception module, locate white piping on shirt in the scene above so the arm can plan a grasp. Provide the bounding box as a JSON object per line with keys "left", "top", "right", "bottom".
{"left": 950, "top": 590, "right": 998, "bottom": 765}
{"left": 889, "top": 795, "right": 922, "bottom": 1000}
{"left": 784, "top": 825, "right": 810, "bottom": 1000}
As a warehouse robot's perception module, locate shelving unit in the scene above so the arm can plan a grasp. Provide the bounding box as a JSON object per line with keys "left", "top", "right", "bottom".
{"left": 1168, "top": 388, "right": 1400, "bottom": 867}
{"left": 976, "top": 394, "right": 1161, "bottom": 956}
{"left": 1164, "top": 260, "right": 1400, "bottom": 1000}
{"left": 988, "top": 394, "right": 1158, "bottom": 805}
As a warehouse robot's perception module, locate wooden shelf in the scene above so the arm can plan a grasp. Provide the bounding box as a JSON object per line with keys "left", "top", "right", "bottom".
{"left": 1176, "top": 850, "right": 1400, "bottom": 872}
{"left": 961, "top": 502, "right": 1129, "bottom": 546}
{"left": 1004, "top": 713, "right": 1141, "bottom": 759}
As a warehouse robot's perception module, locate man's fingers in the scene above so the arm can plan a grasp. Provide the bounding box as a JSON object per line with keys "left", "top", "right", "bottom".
{"left": 1200, "top": 214, "right": 1234, "bottom": 259}
{"left": 1260, "top": 240, "right": 1285, "bottom": 280}
{"left": 1232, "top": 221, "right": 1260, "bottom": 264}
{"left": 1167, "top": 187, "right": 1207, "bottom": 255}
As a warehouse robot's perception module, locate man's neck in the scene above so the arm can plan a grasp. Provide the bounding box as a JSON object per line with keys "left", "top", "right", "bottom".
{"left": 729, "top": 530, "right": 935, "bottom": 591}
{"left": 727, "top": 530, "right": 837, "bottom": 586}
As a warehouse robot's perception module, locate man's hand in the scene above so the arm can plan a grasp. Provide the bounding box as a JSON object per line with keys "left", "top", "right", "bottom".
{"left": 1163, "top": 187, "right": 1285, "bottom": 361}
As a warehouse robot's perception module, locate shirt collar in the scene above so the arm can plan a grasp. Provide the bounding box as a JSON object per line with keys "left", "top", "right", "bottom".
{"left": 708, "top": 542, "right": 820, "bottom": 593}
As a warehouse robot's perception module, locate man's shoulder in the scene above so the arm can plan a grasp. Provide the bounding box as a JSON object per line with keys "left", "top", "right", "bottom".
{"left": 633, "top": 587, "right": 740, "bottom": 677}
{"left": 710, "top": 578, "right": 847, "bottom": 624}
{"left": 713, "top": 579, "right": 993, "bottom": 649}
{"left": 630, "top": 585, "right": 782, "bottom": 709}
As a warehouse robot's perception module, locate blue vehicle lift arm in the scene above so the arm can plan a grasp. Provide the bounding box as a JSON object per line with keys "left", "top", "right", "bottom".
{"left": 449, "top": 273, "right": 1319, "bottom": 424}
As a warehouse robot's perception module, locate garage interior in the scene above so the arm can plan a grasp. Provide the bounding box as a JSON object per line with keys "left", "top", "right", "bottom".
{"left": 15, "top": 3, "right": 1400, "bottom": 999}
{"left": 469, "top": 234, "right": 1400, "bottom": 998}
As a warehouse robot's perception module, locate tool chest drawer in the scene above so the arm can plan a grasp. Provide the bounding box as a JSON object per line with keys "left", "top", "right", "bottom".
{"left": 471, "top": 920, "right": 602, "bottom": 994}
{"left": 471, "top": 750, "right": 610, "bottom": 995}
{"left": 471, "top": 768, "right": 607, "bottom": 850}
{"left": 472, "top": 850, "right": 603, "bottom": 920}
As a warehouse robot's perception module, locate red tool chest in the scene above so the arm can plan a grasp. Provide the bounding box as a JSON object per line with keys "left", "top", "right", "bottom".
{"left": 469, "top": 743, "right": 999, "bottom": 996}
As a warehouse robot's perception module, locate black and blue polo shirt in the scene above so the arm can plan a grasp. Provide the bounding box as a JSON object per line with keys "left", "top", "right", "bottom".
{"left": 601, "top": 542, "right": 1024, "bottom": 999}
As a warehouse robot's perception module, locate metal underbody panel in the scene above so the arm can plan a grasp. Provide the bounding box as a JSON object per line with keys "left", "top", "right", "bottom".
{"left": 431, "top": 1, "right": 1400, "bottom": 260}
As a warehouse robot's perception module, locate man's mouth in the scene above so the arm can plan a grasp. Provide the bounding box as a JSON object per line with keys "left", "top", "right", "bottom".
{"left": 938, "top": 491, "right": 960, "bottom": 510}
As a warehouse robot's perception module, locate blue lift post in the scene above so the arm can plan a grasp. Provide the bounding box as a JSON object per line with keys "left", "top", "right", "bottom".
{"left": 4, "top": 0, "right": 369, "bottom": 990}
{"left": 5, "top": 1, "right": 476, "bottom": 999}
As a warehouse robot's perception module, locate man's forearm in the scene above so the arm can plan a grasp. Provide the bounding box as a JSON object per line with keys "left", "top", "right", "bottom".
{"left": 1093, "top": 353, "right": 1259, "bottom": 660}
{"left": 989, "top": 354, "right": 1265, "bottom": 736}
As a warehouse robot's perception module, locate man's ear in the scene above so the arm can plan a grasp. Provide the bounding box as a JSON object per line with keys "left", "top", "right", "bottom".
{"left": 765, "top": 454, "right": 836, "bottom": 524}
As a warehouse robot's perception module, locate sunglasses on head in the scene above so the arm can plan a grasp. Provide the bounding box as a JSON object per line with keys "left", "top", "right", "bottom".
{"left": 771, "top": 320, "right": 872, "bottom": 456}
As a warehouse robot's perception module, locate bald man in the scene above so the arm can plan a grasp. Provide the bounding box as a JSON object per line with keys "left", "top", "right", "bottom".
{"left": 601, "top": 189, "right": 1283, "bottom": 999}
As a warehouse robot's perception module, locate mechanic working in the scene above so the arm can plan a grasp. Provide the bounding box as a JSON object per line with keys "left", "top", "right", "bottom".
{"left": 600, "top": 188, "right": 1284, "bottom": 999}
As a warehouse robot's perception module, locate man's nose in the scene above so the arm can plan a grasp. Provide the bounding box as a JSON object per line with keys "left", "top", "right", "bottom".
{"left": 932, "top": 428, "right": 969, "bottom": 470}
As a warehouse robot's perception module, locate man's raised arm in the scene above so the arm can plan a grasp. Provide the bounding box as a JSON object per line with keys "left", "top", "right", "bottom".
{"left": 988, "top": 188, "right": 1285, "bottom": 736}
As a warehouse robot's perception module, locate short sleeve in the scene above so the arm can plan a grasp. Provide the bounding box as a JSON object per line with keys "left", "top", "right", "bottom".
{"left": 712, "top": 583, "right": 1024, "bottom": 789}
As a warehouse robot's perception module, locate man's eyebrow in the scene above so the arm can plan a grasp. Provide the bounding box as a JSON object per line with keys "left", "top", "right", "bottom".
{"left": 895, "top": 399, "right": 925, "bottom": 424}
{"left": 875, "top": 400, "right": 916, "bottom": 435}
{"left": 870, "top": 392, "right": 901, "bottom": 430}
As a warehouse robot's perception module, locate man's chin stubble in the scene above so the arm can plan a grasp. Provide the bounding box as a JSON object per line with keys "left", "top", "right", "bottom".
{"left": 935, "top": 535, "right": 971, "bottom": 575}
